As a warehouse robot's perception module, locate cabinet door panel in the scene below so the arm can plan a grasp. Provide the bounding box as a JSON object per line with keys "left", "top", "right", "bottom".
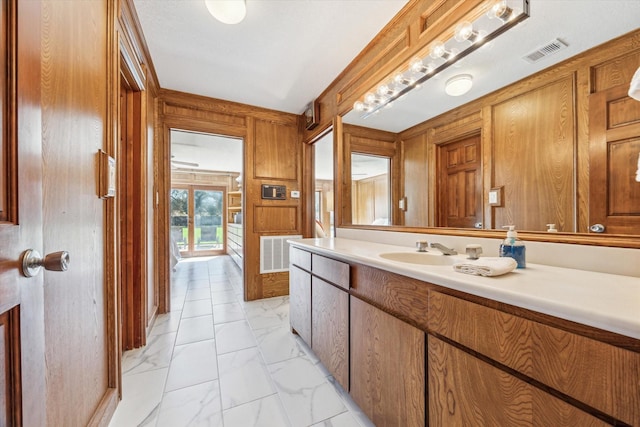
{"left": 311, "top": 277, "right": 349, "bottom": 390}
{"left": 289, "top": 266, "right": 311, "bottom": 344}
{"left": 428, "top": 337, "right": 608, "bottom": 427}
{"left": 350, "top": 297, "right": 425, "bottom": 427}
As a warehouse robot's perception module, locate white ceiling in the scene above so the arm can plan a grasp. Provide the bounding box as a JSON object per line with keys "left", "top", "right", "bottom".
{"left": 133, "top": 0, "right": 408, "bottom": 114}
{"left": 171, "top": 130, "right": 243, "bottom": 172}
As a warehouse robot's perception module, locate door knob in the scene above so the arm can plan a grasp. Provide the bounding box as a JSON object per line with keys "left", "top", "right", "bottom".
{"left": 589, "top": 223, "right": 605, "bottom": 233}
{"left": 20, "top": 249, "right": 70, "bottom": 278}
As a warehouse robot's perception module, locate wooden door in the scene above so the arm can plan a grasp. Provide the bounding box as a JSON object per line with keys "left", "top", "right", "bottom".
{"left": 437, "top": 135, "right": 482, "bottom": 228}
{"left": 0, "top": 0, "right": 47, "bottom": 425}
{"left": 589, "top": 84, "right": 640, "bottom": 235}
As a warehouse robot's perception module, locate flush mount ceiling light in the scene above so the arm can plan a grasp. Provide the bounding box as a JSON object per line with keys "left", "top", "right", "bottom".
{"left": 445, "top": 74, "right": 473, "bottom": 96}
{"left": 354, "top": 0, "right": 529, "bottom": 118}
{"left": 205, "top": 0, "right": 246, "bottom": 25}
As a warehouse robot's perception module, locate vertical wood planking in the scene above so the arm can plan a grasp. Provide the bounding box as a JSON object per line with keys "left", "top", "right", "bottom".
{"left": 41, "top": 0, "right": 111, "bottom": 424}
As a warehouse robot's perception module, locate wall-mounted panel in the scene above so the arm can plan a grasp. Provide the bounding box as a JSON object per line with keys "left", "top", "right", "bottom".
{"left": 253, "top": 119, "right": 297, "bottom": 180}
{"left": 492, "top": 77, "right": 575, "bottom": 232}
{"left": 253, "top": 206, "right": 298, "bottom": 232}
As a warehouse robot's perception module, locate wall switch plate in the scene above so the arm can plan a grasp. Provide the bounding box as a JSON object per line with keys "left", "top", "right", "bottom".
{"left": 399, "top": 197, "right": 407, "bottom": 211}
{"left": 489, "top": 186, "right": 503, "bottom": 206}
{"left": 291, "top": 190, "right": 300, "bottom": 198}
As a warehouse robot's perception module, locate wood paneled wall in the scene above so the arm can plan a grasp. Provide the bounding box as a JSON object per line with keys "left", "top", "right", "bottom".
{"left": 352, "top": 174, "right": 389, "bottom": 225}
{"left": 41, "top": 0, "right": 114, "bottom": 424}
{"left": 399, "top": 30, "right": 640, "bottom": 234}
{"left": 492, "top": 77, "right": 575, "bottom": 231}
{"left": 400, "top": 132, "right": 429, "bottom": 227}
{"left": 315, "top": 179, "right": 334, "bottom": 236}
{"left": 118, "top": 0, "right": 161, "bottom": 351}
{"left": 157, "top": 90, "right": 302, "bottom": 301}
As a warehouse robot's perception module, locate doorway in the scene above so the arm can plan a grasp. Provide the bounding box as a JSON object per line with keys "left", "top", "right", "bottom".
{"left": 313, "top": 131, "right": 335, "bottom": 237}
{"left": 170, "top": 130, "right": 243, "bottom": 265}
{"left": 171, "top": 185, "right": 226, "bottom": 257}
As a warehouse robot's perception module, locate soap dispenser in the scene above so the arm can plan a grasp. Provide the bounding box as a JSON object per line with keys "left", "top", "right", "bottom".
{"left": 499, "top": 225, "right": 526, "bottom": 268}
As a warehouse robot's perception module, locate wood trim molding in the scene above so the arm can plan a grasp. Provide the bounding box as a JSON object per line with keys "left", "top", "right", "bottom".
{"left": 119, "top": 0, "right": 159, "bottom": 89}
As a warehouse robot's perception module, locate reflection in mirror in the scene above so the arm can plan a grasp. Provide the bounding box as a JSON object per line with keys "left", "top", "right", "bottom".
{"left": 351, "top": 153, "right": 390, "bottom": 226}
{"left": 341, "top": 1, "right": 640, "bottom": 237}
{"left": 314, "top": 132, "right": 334, "bottom": 237}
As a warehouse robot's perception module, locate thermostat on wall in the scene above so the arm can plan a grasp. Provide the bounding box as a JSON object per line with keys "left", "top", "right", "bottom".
{"left": 261, "top": 184, "right": 286, "bottom": 200}
{"left": 290, "top": 191, "right": 300, "bottom": 198}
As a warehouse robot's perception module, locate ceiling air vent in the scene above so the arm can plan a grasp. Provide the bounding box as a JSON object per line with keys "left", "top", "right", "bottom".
{"left": 523, "top": 39, "right": 568, "bottom": 63}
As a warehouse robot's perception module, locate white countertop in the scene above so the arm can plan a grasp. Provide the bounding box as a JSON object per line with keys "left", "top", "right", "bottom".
{"left": 289, "top": 237, "right": 640, "bottom": 340}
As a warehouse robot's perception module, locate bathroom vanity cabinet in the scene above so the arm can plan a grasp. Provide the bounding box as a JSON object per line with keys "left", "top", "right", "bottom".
{"left": 289, "top": 243, "right": 640, "bottom": 427}
{"left": 290, "top": 247, "right": 349, "bottom": 390}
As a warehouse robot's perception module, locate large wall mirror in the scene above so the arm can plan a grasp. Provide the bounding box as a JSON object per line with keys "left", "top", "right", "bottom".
{"left": 339, "top": 1, "right": 640, "bottom": 243}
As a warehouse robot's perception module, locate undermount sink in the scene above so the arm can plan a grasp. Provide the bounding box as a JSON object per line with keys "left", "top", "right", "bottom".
{"left": 378, "top": 251, "right": 456, "bottom": 266}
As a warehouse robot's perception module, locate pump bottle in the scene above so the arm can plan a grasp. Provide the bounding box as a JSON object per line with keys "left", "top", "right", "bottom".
{"left": 499, "top": 225, "right": 526, "bottom": 268}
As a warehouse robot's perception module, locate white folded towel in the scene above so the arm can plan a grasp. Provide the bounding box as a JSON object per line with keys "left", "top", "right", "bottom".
{"left": 453, "top": 257, "right": 517, "bottom": 277}
{"left": 629, "top": 66, "right": 640, "bottom": 101}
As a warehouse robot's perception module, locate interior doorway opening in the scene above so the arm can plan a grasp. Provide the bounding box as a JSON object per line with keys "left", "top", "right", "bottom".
{"left": 313, "top": 131, "right": 335, "bottom": 237}
{"left": 169, "top": 130, "right": 243, "bottom": 267}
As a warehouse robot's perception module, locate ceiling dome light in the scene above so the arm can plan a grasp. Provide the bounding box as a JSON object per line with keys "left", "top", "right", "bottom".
{"left": 445, "top": 74, "right": 473, "bottom": 96}
{"left": 205, "top": 0, "right": 246, "bottom": 25}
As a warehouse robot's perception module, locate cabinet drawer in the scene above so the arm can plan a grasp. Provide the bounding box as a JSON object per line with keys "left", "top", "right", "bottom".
{"left": 428, "top": 291, "right": 640, "bottom": 425}
{"left": 312, "top": 254, "right": 349, "bottom": 290}
{"left": 351, "top": 264, "right": 431, "bottom": 330}
{"left": 290, "top": 246, "right": 311, "bottom": 271}
{"left": 428, "top": 336, "right": 609, "bottom": 427}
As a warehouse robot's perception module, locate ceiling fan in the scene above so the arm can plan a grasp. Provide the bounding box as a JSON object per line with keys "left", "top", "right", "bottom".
{"left": 171, "top": 155, "right": 199, "bottom": 169}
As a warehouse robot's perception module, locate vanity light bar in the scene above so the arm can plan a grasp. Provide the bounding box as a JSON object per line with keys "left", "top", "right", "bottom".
{"left": 354, "top": 0, "right": 530, "bottom": 118}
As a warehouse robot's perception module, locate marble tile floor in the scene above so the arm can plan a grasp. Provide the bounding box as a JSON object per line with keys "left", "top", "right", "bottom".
{"left": 109, "top": 255, "right": 373, "bottom": 427}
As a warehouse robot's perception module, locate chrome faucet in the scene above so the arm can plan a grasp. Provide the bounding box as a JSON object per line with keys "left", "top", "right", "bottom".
{"left": 429, "top": 243, "right": 458, "bottom": 255}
